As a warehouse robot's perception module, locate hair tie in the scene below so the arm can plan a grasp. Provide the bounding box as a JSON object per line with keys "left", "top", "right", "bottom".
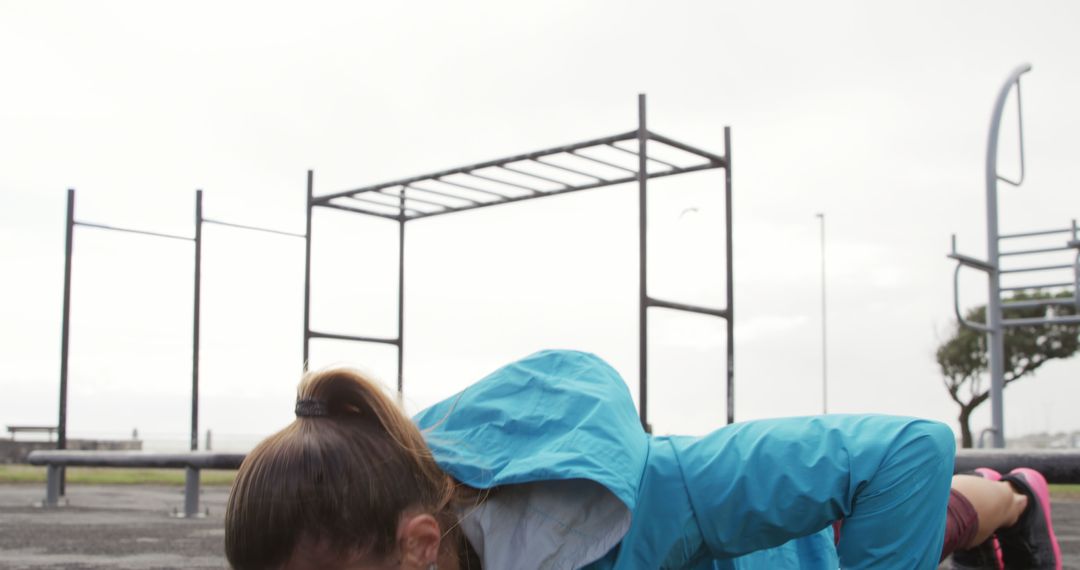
{"left": 295, "top": 398, "right": 329, "bottom": 417}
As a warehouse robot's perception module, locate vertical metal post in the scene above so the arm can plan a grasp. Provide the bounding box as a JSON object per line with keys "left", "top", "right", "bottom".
{"left": 45, "top": 465, "right": 60, "bottom": 507}
{"left": 397, "top": 194, "right": 406, "bottom": 397}
{"left": 1073, "top": 220, "right": 1079, "bottom": 311}
{"left": 303, "top": 170, "right": 314, "bottom": 371}
{"left": 637, "top": 94, "right": 649, "bottom": 431}
{"left": 724, "top": 127, "right": 735, "bottom": 425}
{"left": 191, "top": 190, "right": 202, "bottom": 452}
{"left": 985, "top": 232, "right": 1004, "bottom": 448}
{"left": 183, "top": 466, "right": 199, "bottom": 517}
{"left": 983, "top": 65, "right": 1030, "bottom": 448}
{"left": 58, "top": 189, "right": 75, "bottom": 495}
{"left": 817, "top": 212, "right": 827, "bottom": 415}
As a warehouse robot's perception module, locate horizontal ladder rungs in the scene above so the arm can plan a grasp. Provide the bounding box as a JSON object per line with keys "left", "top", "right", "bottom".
{"left": 1001, "top": 245, "right": 1076, "bottom": 256}
{"left": 1001, "top": 297, "right": 1076, "bottom": 309}
{"left": 1000, "top": 263, "right": 1074, "bottom": 274}
{"left": 1003, "top": 315, "right": 1080, "bottom": 327}
{"left": 999, "top": 227, "right": 1075, "bottom": 240}
{"left": 1001, "top": 282, "right": 1074, "bottom": 292}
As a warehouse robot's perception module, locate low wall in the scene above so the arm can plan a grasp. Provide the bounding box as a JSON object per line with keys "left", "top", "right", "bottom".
{"left": 0, "top": 439, "right": 142, "bottom": 464}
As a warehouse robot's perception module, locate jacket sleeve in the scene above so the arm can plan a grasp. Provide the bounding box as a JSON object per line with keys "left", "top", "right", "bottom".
{"left": 670, "top": 414, "right": 955, "bottom": 570}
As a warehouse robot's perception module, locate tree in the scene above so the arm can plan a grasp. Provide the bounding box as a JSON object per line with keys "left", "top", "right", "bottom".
{"left": 936, "top": 290, "right": 1079, "bottom": 448}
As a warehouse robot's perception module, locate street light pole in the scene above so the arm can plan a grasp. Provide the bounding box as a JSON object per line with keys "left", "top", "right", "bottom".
{"left": 816, "top": 213, "right": 828, "bottom": 414}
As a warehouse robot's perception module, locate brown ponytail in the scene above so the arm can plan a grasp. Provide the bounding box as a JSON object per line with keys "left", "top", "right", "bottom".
{"left": 225, "top": 367, "right": 456, "bottom": 569}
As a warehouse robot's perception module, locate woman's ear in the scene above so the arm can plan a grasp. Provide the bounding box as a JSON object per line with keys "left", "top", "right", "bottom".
{"left": 397, "top": 513, "right": 442, "bottom": 569}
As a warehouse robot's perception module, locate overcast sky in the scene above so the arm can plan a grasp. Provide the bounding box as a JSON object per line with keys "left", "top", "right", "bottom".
{"left": 2, "top": 1, "right": 1078, "bottom": 450}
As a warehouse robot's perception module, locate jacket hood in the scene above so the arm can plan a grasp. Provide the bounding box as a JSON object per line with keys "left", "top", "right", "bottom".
{"left": 413, "top": 349, "right": 649, "bottom": 510}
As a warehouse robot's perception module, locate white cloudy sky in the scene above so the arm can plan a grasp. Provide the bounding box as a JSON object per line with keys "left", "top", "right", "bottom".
{"left": 2, "top": 1, "right": 1078, "bottom": 450}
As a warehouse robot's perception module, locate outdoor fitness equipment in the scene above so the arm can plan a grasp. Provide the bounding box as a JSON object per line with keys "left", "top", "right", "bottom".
{"left": 947, "top": 63, "right": 1080, "bottom": 448}
{"left": 51, "top": 95, "right": 732, "bottom": 501}
{"left": 55, "top": 190, "right": 304, "bottom": 497}
{"left": 302, "top": 94, "right": 734, "bottom": 431}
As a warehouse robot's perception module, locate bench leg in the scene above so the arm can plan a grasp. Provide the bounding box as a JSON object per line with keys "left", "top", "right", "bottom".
{"left": 44, "top": 465, "right": 60, "bottom": 507}
{"left": 183, "top": 466, "right": 200, "bottom": 518}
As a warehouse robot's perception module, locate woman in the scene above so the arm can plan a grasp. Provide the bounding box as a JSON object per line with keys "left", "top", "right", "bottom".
{"left": 224, "top": 349, "right": 1058, "bottom": 569}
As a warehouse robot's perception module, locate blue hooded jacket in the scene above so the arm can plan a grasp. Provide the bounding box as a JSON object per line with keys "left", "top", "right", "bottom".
{"left": 414, "top": 350, "right": 954, "bottom": 569}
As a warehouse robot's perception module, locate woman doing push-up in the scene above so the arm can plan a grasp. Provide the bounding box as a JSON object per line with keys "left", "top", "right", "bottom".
{"left": 224, "top": 350, "right": 1059, "bottom": 569}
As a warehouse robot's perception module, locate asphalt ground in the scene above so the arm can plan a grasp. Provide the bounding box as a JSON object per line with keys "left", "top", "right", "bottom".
{"left": 0, "top": 485, "right": 228, "bottom": 569}
{"left": 0, "top": 484, "right": 1078, "bottom": 569}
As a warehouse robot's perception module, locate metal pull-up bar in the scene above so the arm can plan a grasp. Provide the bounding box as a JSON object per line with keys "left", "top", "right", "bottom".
{"left": 57, "top": 189, "right": 199, "bottom": 494}
{"left": 192, "top": 198, "right": 306, "bottom": 453}
{"left": 202, "top": 218, "right": 307, "bottom": 240}
{"left": 56, "top": 188, "right": 305, "bottom": 495}
{"left": 73, "top": 221, "right": 192, "bottom": 242}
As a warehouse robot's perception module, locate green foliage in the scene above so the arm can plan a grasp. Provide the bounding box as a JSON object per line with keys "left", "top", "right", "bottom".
{"left": 936, "top": 290, "right": 1078, "bottom": 447}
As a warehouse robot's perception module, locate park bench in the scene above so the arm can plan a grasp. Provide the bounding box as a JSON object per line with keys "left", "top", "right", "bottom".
{"left": 27, "top": 450, "right": 244, "bottom": 517}
{"left": 7, "top": 425, "right": 58, "bottom": 441}
{"left": 25, "top": 449, "right": 1080, "bottom": 519}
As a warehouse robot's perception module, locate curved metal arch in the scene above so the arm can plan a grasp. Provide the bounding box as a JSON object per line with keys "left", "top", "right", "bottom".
{"left": 987, "top": 64, "right": 1031, "bottom": 189}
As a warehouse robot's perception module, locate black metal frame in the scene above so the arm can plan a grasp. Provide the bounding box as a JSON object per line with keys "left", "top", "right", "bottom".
{"left": 303, "top": 94, "right": 734, "bottom": 429}
{"left": 56, "top": 190, "right": 304, "bottom": 495}
{"left": 56, "top": 190, "right": 201, "bottom": 493}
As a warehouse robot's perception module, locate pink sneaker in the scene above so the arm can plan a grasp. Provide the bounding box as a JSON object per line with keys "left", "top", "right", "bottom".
{"left": 998, "top": 468, "right": 1061, "bottom": 570}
